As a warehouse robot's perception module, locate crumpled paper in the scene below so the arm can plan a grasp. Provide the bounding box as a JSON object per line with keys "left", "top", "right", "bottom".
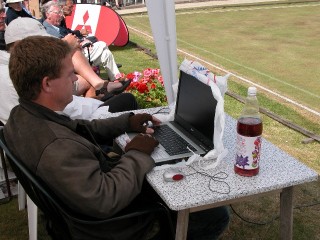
{"left": 154, "top": 59, "right": 230, "bottom": 171}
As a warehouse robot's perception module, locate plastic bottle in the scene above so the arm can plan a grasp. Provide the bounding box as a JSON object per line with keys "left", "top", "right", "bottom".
{"left": 234, "top": 87, "right": 263, "bottom": 177}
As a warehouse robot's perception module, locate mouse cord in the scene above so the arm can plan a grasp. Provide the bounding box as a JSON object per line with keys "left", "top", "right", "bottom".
{"left": 185, "top": 165, "right": 231, "bottom": 194}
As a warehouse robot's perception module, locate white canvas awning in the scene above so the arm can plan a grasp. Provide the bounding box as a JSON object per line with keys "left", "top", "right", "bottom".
{"left": 146, "top": 0, "right": 178, "bottom": 104}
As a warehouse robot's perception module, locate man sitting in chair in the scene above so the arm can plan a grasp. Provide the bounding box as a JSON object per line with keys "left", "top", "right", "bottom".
{"left": 4, "top": 36, "right": 229, "bottom": 239}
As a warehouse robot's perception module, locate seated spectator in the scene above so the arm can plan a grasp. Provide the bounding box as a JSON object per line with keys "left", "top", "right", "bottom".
{"left": 0, "top": 17, "right": 138, "bottom": 124}
{"left": 5, "top": 35, "right": 229, "bottom": 239}
{"left": 42, "top": 1, "right": 121, "bottom": 81}
{"left": 60, "top": 32, "right": 130, "bottom": 99}
{"left": 39, "top": 0, "right": 130, "bottom": 98}
{"left": 4, "top": 0, "right": 33, "bottom": 25}
{"left": 13, "top": 15, "right": 128, "bottom": 99}
{"left": 0, "top": 0, "right": 5, "bottom": 50}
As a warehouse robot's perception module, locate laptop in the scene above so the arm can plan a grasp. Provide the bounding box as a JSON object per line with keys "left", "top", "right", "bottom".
{"left": 118, "top": 70, "right": 217, "bottom": 165}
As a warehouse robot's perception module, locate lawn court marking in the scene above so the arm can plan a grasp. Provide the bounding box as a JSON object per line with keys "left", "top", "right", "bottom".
{"left": 177, "top": 38, "right": 320, "bottom": 101}
{"left": 175, "top": 2, "right": 320, "bottom": 15}
{"left": 125, "top": 2, "right": 320, "bottom": 117}
{"left": 128, "top": 25, "right": 320, "bottom": 118}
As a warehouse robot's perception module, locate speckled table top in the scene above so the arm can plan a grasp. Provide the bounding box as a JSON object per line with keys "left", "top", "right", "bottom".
{"left": 114, "top": 107, "right": 318, "bottom": 211}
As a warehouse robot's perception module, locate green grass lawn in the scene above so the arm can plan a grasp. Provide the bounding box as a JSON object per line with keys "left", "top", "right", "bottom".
{"left": 123, "top": 1, "right": 320, "bottom": 127}
{"left": 1, "top": 1, "right": 319, "bottom": 239}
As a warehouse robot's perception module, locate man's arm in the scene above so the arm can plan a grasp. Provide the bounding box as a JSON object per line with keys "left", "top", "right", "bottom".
{"left": 37, "top": 137, "right": 155, "bottom": 218}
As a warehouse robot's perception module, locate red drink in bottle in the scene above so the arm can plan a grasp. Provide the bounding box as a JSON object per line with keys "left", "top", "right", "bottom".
{"left": 234, "top": 87, "right": 263, "bottom": 177}
{"left": 234, "top": 117, "right": 262, "bottom": 176}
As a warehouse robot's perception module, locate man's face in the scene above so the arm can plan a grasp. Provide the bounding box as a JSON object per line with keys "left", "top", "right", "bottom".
{"left": 49, "top": 54, "right": 78, "bottom": 110}
{"left": 8, "top": 2, "right": 23, "bottom": 11}
{"left": 63, "top": 1, "right": 74, "bottom": 16}
{"left": 0, "top": 10, "right": 6, "bottom": 31}
{"left": 46, "top": 6, "right": 63, "bottom": 26}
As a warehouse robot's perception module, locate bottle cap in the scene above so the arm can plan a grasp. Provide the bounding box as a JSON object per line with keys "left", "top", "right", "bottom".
{"left": 248, "top": 87, "right": 257, "bottom": 96}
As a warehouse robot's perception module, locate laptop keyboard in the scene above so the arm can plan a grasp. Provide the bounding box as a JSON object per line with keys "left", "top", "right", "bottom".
{"left": 153, "top": 125, "right": 197, "bottom": 156}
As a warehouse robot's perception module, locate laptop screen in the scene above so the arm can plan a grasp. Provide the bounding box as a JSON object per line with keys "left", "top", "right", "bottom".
{"left": 174, "top": 71, "right": 217, "bottom": 148}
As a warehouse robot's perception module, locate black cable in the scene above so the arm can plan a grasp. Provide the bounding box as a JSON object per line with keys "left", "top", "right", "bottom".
{"left": 186, "top": 165, "right": 231, "bottom": 195}
{"left": 230, "top": 200, "right": 320, "bottom": 226}
{"left": 151, "top": 107, "right": 171, "bottom": 115}
{"left": 230, "top": 204, "right": 279, "bottom": 226}
{"left": 294, "top": 201, "right": 320, "bottom": 209}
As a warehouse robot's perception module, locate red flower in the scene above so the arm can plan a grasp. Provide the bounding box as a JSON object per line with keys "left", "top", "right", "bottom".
{"left": 126, "top": 73, "right": 135, "bottom": 80}
{"left": 143, "top": 68, "right": 152, "bottom": 78}
{"left": 141, "top": 77, "right": 150, "bottom": 84}
{"left": 151, "top": 68, "right": 160, "bottom": 77}
{"left": 137, "top": 83, "right": 149, "bottom": 93}
{"left": 158, "top": 76, "right": 164, "bottom": 86}
{"left": 125, "top": 68, "right": 167, "bottom": 108}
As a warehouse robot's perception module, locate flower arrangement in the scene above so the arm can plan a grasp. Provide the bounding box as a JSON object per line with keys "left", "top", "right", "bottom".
{"left": 125, "top": 68, "right": 167, "bottom": 109}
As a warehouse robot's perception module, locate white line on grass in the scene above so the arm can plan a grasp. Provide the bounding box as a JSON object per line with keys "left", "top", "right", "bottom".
{"left": 175, "top": 3, "right": 320, "bottom": 15}
{"left": 127, "top": 26, "right": 320, "bottom": 117}
{"left": 177, "top": 49, "right": 320, "bottom": 117}
{"left": 177, "top": 39, "right": 320, "bottom": 100}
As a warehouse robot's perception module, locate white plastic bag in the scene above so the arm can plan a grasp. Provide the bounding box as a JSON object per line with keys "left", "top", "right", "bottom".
{"left": 179, "top": 59, "right": 230, "bottom": 170}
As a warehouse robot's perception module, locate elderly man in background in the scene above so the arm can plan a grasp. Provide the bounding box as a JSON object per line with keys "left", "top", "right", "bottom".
{"left": 42, "top": 1, "right": 122, "bottom": 82}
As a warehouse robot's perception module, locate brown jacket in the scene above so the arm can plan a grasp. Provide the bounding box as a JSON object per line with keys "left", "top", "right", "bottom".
{"left": 4, "top": 100, "right": 156, "bottom": 239}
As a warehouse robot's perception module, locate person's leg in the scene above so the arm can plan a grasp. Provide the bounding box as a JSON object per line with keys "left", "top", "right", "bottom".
{"left": 72, "top": 50, "right": 123, "bottom": 92}
{"left": 90, "top": 42, "right": 120, "bottom": 80}
{"left": 72, "top": 50, "right": 104, "bottom": 89}
{"left": 73, "top": 74, "right": 92, "bottom": 96}
{"left": 187, "top": 206, "right": 230, "bottom": 240}
{"left": 99, "top": 93, "right": 139, "bottom": 112}
{"left": 100, "top": 47, "right": 121, "bottom": 80}
{"left": 114, "top": 0, "right": 120, "bottom": 8}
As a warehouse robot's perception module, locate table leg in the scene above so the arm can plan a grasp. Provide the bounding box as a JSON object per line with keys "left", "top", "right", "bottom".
{"left": 280, "top": 186, "right": 293, "bottom": 240}
{"left": 175, "top": 209, "right": 190, "bottom": 240}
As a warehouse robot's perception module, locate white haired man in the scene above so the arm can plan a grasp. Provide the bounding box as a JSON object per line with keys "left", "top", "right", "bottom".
{"left": 42, "top": 1, "right": 121, "bottom": 81}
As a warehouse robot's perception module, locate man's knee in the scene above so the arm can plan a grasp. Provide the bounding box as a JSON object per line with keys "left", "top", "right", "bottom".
{"left": 187, "top": 206, "right": 230, "bottom": 240}
{"left": 118, "top": 93, "right": 139, "bottom": 110}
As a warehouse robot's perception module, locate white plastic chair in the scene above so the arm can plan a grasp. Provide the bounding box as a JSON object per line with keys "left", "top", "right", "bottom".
{"left": 18, "top": 184, "right": 38, "bottom": 240}
{"left": 0, "top": 124, "right": 37, "bottom": 239}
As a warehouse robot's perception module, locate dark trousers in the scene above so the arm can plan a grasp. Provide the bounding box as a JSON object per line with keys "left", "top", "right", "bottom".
{"left": 99, "top": 93, "right": 139, "bottom": 113}
{"left": 187, "top": 206, "right": 230, "bottom": 240}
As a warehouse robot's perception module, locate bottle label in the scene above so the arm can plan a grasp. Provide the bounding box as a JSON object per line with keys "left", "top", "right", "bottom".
{"left": 235, "top": 134, "right": 261, "bottom": 170}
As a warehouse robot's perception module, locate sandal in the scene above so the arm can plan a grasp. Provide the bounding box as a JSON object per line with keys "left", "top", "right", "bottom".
{"left": 111, "top": 79, "right": 131, "bottom": 95}
{"left": 95, "top": 79, "right": 131, "bottom": 96}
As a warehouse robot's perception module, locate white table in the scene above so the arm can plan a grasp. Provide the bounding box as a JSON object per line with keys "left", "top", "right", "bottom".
{"left": 114, "top": 107, "right": 318, "bottom": 240}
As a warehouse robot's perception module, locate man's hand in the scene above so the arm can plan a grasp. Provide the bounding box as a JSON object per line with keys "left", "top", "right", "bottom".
{"left": 125, "top": 134, "right": 159, "bottom": 155}
{"left": 62, "top": 34, "right": 81, "bottom": 50}
{"left": 129, "top": 113, "right": 161, "bottom": 134}
{"left": 80, "top": 39, "right": 93, "bottom": 52}
{"left": 80, "top": 28, "right": 89, "bottom": 36}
